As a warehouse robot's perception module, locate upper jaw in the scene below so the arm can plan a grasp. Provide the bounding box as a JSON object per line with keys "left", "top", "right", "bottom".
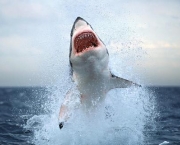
{"left": 72, "top": 29, "right": 103, "bottom": 56}
{"left": 72, "top": 22, "right": 102, "bottom": 55}
{"left": 72, "top": 17, "right": 92, "bottom": 40}
{"left": 70, "top": 17, "right": 105, "bottom": 56}
{"left": 71, "top": 17, "right": 89, "bottom": 36}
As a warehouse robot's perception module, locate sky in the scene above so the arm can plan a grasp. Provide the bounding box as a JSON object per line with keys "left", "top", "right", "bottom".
{"left": 0, "top": 0, "right": 180, "bottom": 86}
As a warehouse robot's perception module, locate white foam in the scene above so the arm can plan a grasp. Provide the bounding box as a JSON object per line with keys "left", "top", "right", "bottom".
{"left": 24, "top": 34, "right": 156, "bottom": 144}
{"left": 25, "top": 86, "right": 155, "bottom": 145}
{"left": 159, "top": 141, "right": 170, "bottom": 145}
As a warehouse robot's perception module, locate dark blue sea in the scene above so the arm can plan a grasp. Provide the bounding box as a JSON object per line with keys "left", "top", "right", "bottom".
{"left": 0, "top": 87, "right": 180, "bottom": 145}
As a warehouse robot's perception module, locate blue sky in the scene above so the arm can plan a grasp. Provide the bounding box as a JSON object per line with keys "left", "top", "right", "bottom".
{"left": 0, "top": 0, "right": 180, "bottom": 86}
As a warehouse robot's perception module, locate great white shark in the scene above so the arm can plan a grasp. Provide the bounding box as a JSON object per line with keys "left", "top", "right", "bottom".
{"left": 58, "top": 17, "right": 140, "bottom": 129}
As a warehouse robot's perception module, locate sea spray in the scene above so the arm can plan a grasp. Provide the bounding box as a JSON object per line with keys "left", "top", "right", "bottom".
{"left": 25, "top": 86, "right": 155, "bottom": 145}
{"left": 25, "top": 32, "right": 156, "bottom": 144}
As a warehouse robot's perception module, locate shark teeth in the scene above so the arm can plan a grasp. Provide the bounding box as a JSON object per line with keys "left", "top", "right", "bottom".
{"left": 74, "top": 32, "right": 98, "bottom": 53}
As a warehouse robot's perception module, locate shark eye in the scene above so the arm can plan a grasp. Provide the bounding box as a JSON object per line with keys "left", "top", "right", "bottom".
{"left": 74, "top": 32, "right": 98, "bottom": 53}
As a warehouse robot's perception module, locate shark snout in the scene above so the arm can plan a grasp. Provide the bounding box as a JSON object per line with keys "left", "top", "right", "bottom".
{"left": 74, "top": 17, "right": 88, "bottom": 30}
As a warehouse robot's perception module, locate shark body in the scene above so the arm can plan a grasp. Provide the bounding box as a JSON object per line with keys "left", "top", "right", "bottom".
{"left": 58, "top": 17, "right": 140, "bottom": 129}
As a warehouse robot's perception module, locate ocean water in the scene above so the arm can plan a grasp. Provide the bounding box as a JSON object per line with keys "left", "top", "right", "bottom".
{"left": 0, "top": 87, "right": 179, "bottom": 145}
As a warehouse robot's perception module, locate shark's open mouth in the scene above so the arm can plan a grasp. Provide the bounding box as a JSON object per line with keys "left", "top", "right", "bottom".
{"left": 74, "top": 32, "right": 98, "bottom": 53}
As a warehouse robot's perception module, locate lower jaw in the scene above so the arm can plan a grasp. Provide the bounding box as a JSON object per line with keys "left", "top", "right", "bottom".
{"left": 76, "top": 46, "right": 96, "bottom": 54}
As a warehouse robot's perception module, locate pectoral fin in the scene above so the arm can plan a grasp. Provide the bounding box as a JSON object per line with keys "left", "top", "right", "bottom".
{"left": 58, "top": 86, "right": 81, "bottom": 129}
{"left": 108, "top": 74, "right": 141, "bottom": 90}
{"left": 59, "top": 103, "right": 70, "bottom": 128}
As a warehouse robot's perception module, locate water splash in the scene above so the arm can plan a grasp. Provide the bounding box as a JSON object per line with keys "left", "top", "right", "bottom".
{"left": 24, "top": 85, "right": 156, "bottom": 145}
{"left": 24, "top": 31, "right": 156, "bottom": 144}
